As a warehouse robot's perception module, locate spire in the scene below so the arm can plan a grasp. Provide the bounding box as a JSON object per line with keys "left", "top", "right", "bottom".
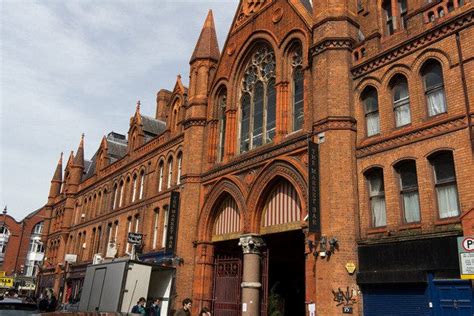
{"left": 190, "top": 10, "right": 220, "bottom": 63}
{"left": 73, "top": 133, "right": 84, "bottom": 167}
{"left": 52, "top": 152, "right": 63, "bottom": 181}
{"left": 136, "top": 100, "right": 141, "bottom": 113}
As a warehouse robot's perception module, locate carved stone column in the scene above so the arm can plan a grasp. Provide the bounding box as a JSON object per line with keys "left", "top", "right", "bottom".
{"left": 239, "top": 234, "right": 265, "bottom": 316}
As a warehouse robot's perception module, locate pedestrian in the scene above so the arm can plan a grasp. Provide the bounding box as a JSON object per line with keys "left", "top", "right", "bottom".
{"left": 174, "top": 298, "right": 192, "bottom": 316}
{"left": 132, "top": 297, "right": 147, "bottom": 315}
{"left": 199, "top": 306, "right": 211, "bottom": 316}
{"left": 147, "top": 298, "right": 161, "bottom": 316}
{"left": 45, "top": 288, "right": 57, "bottom": 312}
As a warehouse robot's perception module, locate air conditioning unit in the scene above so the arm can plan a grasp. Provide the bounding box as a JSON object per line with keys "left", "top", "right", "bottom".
{"left": 93, "top": 253, "right": 103, "bottom": 265}
{"left": 105, "top": 242, "right": 117, "bottom": 258}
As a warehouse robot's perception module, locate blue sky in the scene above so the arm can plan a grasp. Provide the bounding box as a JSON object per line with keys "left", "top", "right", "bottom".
{"left": 0, "top": 0, "right": 238, "bottom": 220}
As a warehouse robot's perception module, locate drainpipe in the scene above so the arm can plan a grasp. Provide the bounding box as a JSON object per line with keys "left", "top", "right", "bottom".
{"left": 455, "top": 32, "right": 473, "bottom": 151}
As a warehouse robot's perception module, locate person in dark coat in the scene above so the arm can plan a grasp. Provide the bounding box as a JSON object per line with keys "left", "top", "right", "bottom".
{"left": 199, "top": 306, "right": 211, "bottom": 316}
{"left": 45, "top": 289, "right": 57, "bottom": 312}
{"left": 147, "top": 298, "right": 161, "bottom": 316}
{"left": 174, "top": 298, "right": 192, "bottom": 316}
{"left": 132, "top": 297, "right": 147, "bottom": 315}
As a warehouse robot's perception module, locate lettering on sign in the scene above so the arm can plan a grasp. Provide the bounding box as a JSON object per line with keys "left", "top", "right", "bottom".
{"left": 308, "top": 140, "right": 320, "bottom": 233}
{"left": 128, "top": 232, "right": 143, "bottom": 245}
{"left": 343, "top": 306, "right": 353, "bottom": 314}
{"left": 165, "top": 191, "right": 181, "bottom": 254}
{"left": 457, "top": 236, "right": 474, "bottom": 279}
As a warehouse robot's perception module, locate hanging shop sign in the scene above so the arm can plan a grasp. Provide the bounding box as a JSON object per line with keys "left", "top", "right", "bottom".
{"left": 308, "top": 140, "right": 320, "bottom": 233}
{"left": 165, "top": 191, "right": 181, "bottom": 255}
{"left": 128, "top": 232, "right": 143, "bottom": 245}
{"left": 0, "top": 277, "right": 14, "bottom": 288}
{"left": 458, "top": 236, "right": 474, "bottom": 279}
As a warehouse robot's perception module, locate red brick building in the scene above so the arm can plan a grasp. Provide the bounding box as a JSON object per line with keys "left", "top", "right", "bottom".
{"left": 38, "top": 0, "right": 473, "bottom": 315}
{"left": 0, "top": 207, "right": 47, "bottom": 292}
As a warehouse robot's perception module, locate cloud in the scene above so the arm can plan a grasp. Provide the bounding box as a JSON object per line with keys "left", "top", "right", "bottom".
{"left": 0, "top": 0, "right": 238, "bottom": 219}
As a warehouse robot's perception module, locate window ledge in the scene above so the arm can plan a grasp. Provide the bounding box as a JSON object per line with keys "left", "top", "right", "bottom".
{"left": 367, "top": 227, "right": 387, "bottom": 235}
{"left": 399, "top": 223, "right": 421, "bottom": 231}
{"left": 434, "top": 216, "right": 460, "bottom": 226}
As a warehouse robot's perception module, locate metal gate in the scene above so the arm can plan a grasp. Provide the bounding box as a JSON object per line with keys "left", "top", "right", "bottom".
{"left": 212, "top": 255, "right": 242, "bottom": 316}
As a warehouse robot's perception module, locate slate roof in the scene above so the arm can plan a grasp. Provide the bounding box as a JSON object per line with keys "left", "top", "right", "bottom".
{"left": 141, "top": 115, "right": 167, "bottom": 136}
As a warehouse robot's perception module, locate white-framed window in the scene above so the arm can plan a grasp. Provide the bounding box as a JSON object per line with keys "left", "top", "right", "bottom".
{"left": 158, "top": 162, "right": 164, "bottom": 192}
{"left": 112, "top": 184, "right": 118, "bottom": 209}
{"left": 177, "top": 154, "right": 182, "bottom": 185}
{"left": 167, "top": 158, "right": 173, "bottom": 189}
{"left": 429, "top": 151, "right": 459, "bottom": 219}
{"left": 139, "top": 171, "right": 145, "bottom": 199}
{"left": 132, "top": 175, "right": 137, "bottom": 202}
{"left": 361, "top": 86, "right": 380, "bottom": 136}
{"left": 395, "top": 160, "right": 420, "bottom": 223}
{"left": 391, "top": 75, "right": 411, "bottom": 127}
{"left": 422, "top": 60, "right": 447, "bottom": 116}
{"left": 366, "top": 168, "right": 386, "bottom": 227}
{"left": 126, "top": 217, "right": 132, "bottom": 253}
{"left": 162, "top": 206, "right": 169, "bottom": 248}
{"left": 119, "top": 181, "right": 124, "bottom": 207}
{"left": 152, "top": 208, "right": 159, "bottom": 249}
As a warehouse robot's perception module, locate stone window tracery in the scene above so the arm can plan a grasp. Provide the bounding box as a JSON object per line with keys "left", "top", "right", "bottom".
{"left": 240, "top": 46, "right": 276, "bottom": 153}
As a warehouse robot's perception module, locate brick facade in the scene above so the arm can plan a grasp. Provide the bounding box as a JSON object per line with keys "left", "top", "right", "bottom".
{"left": 36, "top": 0, "right": 473, "bottom": 315}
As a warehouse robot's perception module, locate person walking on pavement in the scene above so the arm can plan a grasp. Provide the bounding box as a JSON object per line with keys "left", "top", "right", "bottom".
{"left": 132, "top": 297, "right": 147, "bottom": 315}
{"left": 174, "top": 298, "right": 192, "bottom": 316}
{"left": 147, "top": 298, "right": 161, "bottom": 316}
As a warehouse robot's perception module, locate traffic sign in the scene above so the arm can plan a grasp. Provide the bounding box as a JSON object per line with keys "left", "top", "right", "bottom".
{"left": 458, "top": 236, "right": 474, "bottom": 279}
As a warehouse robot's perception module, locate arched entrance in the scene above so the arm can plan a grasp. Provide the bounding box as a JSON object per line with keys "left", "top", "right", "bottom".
{"left": 210, "top": 193, "right": 243, "bottom": 316}
{"left": 258, "top": 178, "right": 306, "bottom": 316}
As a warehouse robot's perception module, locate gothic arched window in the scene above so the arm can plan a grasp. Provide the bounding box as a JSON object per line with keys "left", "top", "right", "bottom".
{"left": 217, "top": 90, "right": 227, "bottom": 162}
{"left": 240, "top": 46, "right": 276, "bottom": 153}
{"left": 291, "top": 46, "right": 304, "bottom": 131}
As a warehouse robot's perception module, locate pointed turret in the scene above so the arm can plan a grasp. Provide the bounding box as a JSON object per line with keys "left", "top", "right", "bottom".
{"left": 73, "top": 133, "right": 85, "bottom": 168}
{"left": 69, "top": 134, "right": 85, "bottom": 190}
{"left": 190, "top": 10, "right": 220, "bottom": 63}
{"left": 188, "top": 10, "right": 220, "bottom": 104}
{"left": 48, "top": 152, "right": 63, "bottom": 202}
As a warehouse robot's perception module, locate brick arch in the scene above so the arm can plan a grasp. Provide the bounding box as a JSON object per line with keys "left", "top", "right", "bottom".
{"left": 229, "top": 34, "right": 280, "bottom": 109}
{"left": 230, "top": 31, "right": 280, "bottom": 84}
{"left": 210, "top": 83, "right": 228, "bottom": 119}
{"left": 247, "top": 160, "right": 307, "bottom": 232}
{"left": 197, "top": 177, "right": 248, "bottom": 241}
{"left": 391, "top": 156, "right": 418, "bottom": 168}
{"left": 411, "top": 48, "right": 453, "bottom": 74}
{"left": 354, "top": 76, "right": 382, "bottom": 95}
{"left": 361, "top": 164, "right": 385, "bottom": 175}
{"left": 281, "top": 37, "right": 305, "bottom": 83}
{"left": 381, "top": 64, "right": 412, "bottom": 88}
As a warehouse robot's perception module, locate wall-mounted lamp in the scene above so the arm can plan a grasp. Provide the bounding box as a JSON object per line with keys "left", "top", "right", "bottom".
{"left": 306, "top": 236, "right": 339, "bottom": 258}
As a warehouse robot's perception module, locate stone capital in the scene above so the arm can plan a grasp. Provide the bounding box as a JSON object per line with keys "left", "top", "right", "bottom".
{"left": 238, "top": 234, "right": 265, "bottom": 254}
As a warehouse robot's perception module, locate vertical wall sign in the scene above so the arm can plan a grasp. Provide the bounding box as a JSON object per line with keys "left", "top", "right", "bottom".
{"left": 165, "top": 191, "right": 181, "bottom": 255}
{"left": 308, "top": 140, "right": 320, "bottom": 233}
